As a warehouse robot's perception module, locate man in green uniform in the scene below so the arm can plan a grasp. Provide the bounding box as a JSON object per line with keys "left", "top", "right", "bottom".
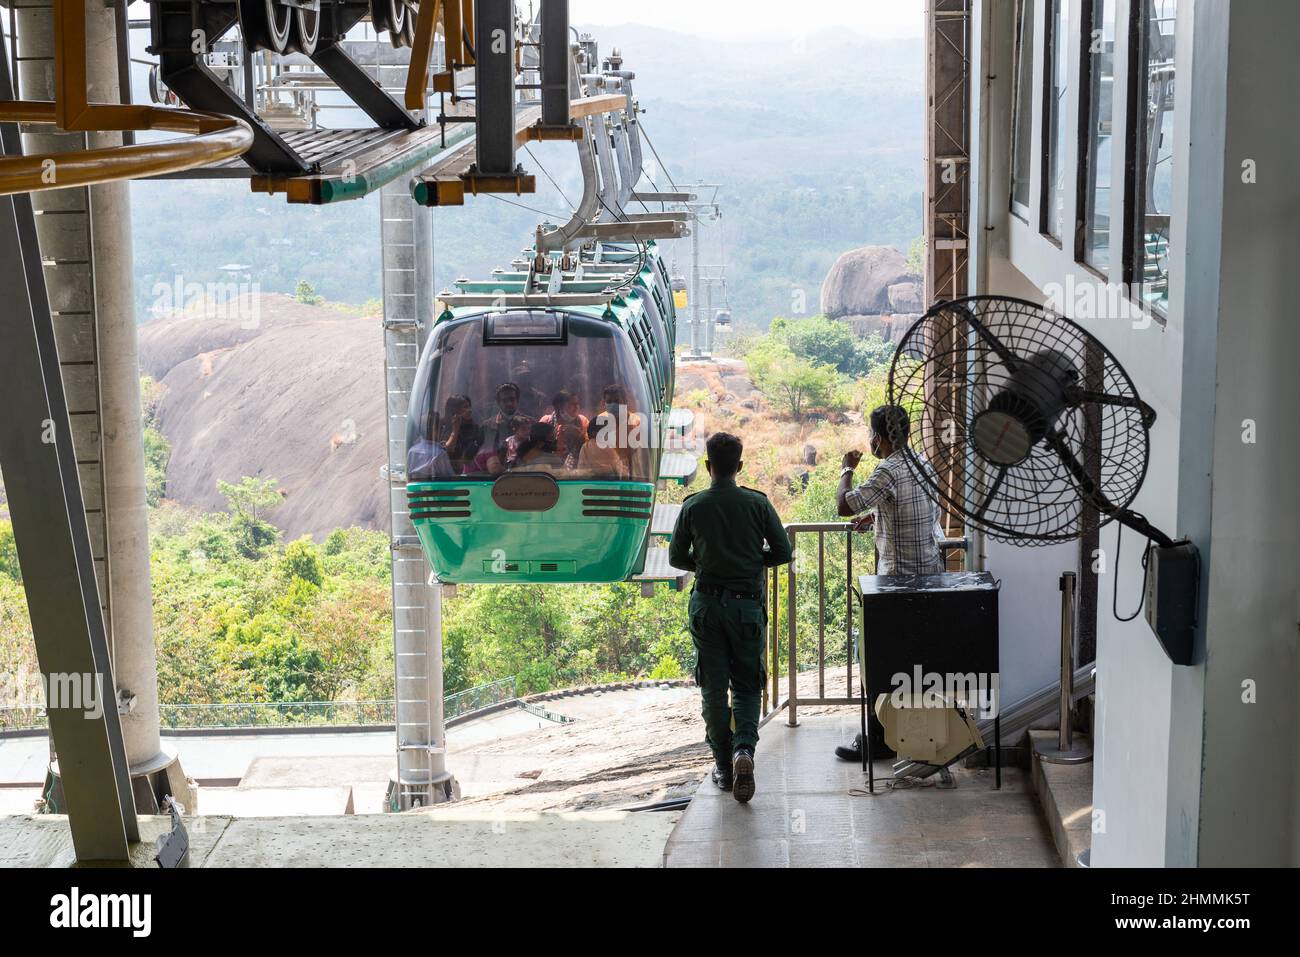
{"left": 668, "top": 432, "right": 793, "bottom": 803}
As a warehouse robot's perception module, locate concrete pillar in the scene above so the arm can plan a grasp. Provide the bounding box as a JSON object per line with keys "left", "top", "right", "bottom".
{"left": 17, "top": 1, "right": 180, "bottom": 800}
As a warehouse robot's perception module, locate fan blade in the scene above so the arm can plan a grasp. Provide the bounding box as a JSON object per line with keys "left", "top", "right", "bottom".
{"left": 1064, "top": 388, "right": 1157, "bottom": 429}
{"left": 969, "top": 464, "right": 1008, "bottom": 524}
{"left": 1044, "top": 428, "right": 1117, "bottom": 514}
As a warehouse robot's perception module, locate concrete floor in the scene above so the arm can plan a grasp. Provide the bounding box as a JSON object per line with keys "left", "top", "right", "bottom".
{"left": 0, "top": 809, "right": 681, "bottom": 868}
{"left": 0, "top": 685, "right": 705, "bottom": 816}
{"left": 663, "top": 711, "right": 1060, "bottom": 868}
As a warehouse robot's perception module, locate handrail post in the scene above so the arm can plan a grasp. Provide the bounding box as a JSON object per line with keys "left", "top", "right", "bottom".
{"left": 787, "top": 530, "right": 798, "bottom": 726}
{"left": 846, "top": 527, "right": 853, "bottom": 698}
{"left": 817, "top": 530, "right": 825, "bottom": 699}
{"left": 1037, "top": 571, "right": 1092, "bottom": 764}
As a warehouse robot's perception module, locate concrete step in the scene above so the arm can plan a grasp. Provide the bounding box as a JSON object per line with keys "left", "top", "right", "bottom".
{"left": 1028, "top": 729, "right": 1094, "bottom": 867}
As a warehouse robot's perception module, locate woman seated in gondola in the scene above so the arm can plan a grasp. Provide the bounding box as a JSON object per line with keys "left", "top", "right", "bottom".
{"left": 575, "top": 413, "right": 629, "bottom": 478}
{"left": 512, "top": 421, "right": 567, "bottom": 472}
{"left": 440, "top": 394, "right": 484, "bottom": 474}
{"left": 540, "top": 390, "right": 589, "bottom": 444}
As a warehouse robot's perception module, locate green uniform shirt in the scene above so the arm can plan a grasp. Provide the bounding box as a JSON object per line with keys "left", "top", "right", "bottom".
{"left": 668, "top": 477, "right": 793, "bottom": 595}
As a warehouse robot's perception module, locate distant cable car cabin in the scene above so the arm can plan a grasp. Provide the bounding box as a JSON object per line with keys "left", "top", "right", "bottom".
{"left": 671, "top": 274, "right": 689, "bottom": 310}
{"left": 407, "top": 241, "right": 679, "bottom": 584}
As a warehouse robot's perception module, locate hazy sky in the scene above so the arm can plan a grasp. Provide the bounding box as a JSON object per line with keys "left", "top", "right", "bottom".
{"left": 566, "top": 0, "right": 923, "bottom": 41}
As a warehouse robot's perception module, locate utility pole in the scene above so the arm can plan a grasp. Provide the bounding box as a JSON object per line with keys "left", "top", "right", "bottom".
{"left": 681, "top": 183, "right": 720, "bottom": 359}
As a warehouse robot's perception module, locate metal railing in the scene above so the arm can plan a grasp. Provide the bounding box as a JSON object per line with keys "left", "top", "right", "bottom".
{"left": 1, "top": 677, "right": 520, "bottom": 733}
{"left": 761, "top": 523, "right": 969, "bottom": 727}
{"left": 762, "top": 523, "right": 865, "bottom": 727}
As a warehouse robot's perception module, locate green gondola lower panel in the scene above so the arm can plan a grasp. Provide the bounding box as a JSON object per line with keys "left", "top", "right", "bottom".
{"left": 409, "top": 480, "right": 656, "bottom": 584}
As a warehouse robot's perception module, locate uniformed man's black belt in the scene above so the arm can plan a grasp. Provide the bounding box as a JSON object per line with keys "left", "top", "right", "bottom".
{"left": 694, "top": 583, "right": 763, "bottom": 601}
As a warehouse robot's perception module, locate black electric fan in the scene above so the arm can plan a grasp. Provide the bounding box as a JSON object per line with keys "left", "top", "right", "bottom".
{"left": 886, "top": 295, "right": 1198, "bottom": 664}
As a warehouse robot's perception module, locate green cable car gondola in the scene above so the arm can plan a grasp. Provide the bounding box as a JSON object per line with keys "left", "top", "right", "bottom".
{"left": 406, "top": 241, "right": 679, "bottom": 584}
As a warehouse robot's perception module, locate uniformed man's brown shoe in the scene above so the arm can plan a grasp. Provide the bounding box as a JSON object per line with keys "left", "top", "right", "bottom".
{"left": 732, "top": 748, "right": 756, "bottom": 803}
{"left": 711, "top": 765, "right": 733, "bottom": 791}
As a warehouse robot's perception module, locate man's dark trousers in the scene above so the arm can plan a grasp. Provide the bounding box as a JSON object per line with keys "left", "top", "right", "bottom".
{"left": 689, "top": 590, "right": 766, "bottom": 767}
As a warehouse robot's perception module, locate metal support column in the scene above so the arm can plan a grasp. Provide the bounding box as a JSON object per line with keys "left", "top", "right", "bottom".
{"left": 381, "top": 179, "right": 456, "bottom": 810}
{"left": 473, "top": 0, "right": 518, "bottom": 176}
{"left": 539, "top": 0, "right": 570, "bottom": 127}
{"left": 14, "top": 0, "right": 189, "bottom": 812}
{"left": 0, "top": 45, "right": 137, "bottom": 862}
{"left": 924, "top": 0, "right": 972, "bottom": 560}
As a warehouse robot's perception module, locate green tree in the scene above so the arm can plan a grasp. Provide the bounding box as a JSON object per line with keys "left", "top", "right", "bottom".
{"left": 294, "top": 280, "right": 323, "bottom": 305}
{"left": 0, "top": 520, "right": 20, "bottom": 583}
{"left": 218, "top": 476, "right": 282, "bottom": 558}
{"left": 279, "top": 537, "right": 325, "bottom": 588}
{"left": 140, "top": 376, "right": 171, "bottom": 506}
{"left": 907, "top": 235, "right": 926, "bottom": 276}
{"left": 746, "top": 340, "right": 842, "bottom": 419}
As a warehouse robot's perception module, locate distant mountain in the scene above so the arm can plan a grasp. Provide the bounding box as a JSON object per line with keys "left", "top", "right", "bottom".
{"left": 128, "top": 25, "right": 922, "bottom": 333}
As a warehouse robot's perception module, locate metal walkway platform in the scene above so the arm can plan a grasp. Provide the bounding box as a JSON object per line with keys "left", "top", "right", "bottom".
{"left": 651, "top": 502, "right": 681, "bottom": 537}
{"left": 631, "top": 546, "right": 691, "bottom": 592}
{"left": 658, "top": 452, "right": 699, "bottom": 487}
{"left": 666, "top": 408, "right": 695, "bottom": 434}
{"left": 152, "top": 124, "right": 476, "bottom": 205}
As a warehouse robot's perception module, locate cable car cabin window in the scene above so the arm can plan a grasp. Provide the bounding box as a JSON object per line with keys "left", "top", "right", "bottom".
{"left": 637, "top": 288, "right": 671, "bottom": 371}
{"left": 408, "top": 311, "right": 654, "bottom": 484}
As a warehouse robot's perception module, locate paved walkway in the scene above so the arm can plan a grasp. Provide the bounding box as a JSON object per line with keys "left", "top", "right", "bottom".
{"left": 663, "top": 711, "right": 1059, "bottom": 867}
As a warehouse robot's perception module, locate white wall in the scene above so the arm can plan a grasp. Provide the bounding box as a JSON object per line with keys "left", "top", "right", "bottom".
{"left": 1192, "top": 0, "right": 1300, "bottom": 866}
{"left": 970, "top": 0, "right": 1211, "bottom": 865}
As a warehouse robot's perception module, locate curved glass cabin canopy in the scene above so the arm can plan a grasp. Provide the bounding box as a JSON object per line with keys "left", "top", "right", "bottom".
{"left": 406, "top": 303, "right": 668, "bottom": 584}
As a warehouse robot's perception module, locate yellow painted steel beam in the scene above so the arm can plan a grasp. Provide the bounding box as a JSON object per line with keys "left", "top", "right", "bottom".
{"left": 444, "top": 0, "right": 463, "bottom": 70}
{"left": 405, "top": 0, "right": 444, "bottom": 111}
{"left": 567, "top": 93, "right": 629, "bottom": 119}
{"left": 0, "top": 0, "right": 252, "bottom": 195}
{"left": 0, "top": 100, "right": 252, "bottom": 195}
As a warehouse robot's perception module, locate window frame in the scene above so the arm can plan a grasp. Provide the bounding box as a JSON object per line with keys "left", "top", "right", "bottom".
{"left": 1009, "top": 0, "right": 1038, "bottom": 223}
{"left": 1122, "top": 0, "right": 1175, "bottom": 325}
{"left": 1074, "top": 0, "right": 1112, "bottom": 276}
{"left": 1038, "top": 0, "right": 1069, "bottom": 245}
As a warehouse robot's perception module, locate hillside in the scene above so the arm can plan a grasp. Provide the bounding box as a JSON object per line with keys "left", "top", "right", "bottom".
{"left": 139, "top": 294, "right": 388, "bottom": 540}
{"left": 137, "top": 294, "right": 881, "bottom": 538}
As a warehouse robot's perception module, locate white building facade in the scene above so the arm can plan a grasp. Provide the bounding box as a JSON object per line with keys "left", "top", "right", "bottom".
{"left": 966, "top": 0, "right": 1300, "bottom": 866}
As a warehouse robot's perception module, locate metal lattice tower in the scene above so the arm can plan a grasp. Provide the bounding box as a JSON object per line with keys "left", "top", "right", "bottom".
{"left": 924, "top": 0, "right": 972, "bottom": 550}
{"left": 380, "top": 179, "right": 454, "bottom": 810}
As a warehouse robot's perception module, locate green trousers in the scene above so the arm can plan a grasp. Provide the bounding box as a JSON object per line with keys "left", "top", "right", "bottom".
{"left": 689, "top": 590, "right": 767, "bottom": 767}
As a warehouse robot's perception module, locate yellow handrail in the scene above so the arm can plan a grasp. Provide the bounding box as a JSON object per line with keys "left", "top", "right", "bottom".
{"left": 0, "top": 0, "right": 252, "bottom": 196}
{"left": 0, "top": 101, "right": 253, "bottom": 196}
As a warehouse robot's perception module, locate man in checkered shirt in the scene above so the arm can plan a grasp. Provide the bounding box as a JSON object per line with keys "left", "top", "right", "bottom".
{"left": 836, "top": 404, "right": 943, "bottom": 576}
{"left": 832, "top": 404, "right": 944, "bottom": 763}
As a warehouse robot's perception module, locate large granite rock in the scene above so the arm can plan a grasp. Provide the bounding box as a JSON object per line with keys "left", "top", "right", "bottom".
{"left": 819, "top": 246, "right": 921, "bottom": 319}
